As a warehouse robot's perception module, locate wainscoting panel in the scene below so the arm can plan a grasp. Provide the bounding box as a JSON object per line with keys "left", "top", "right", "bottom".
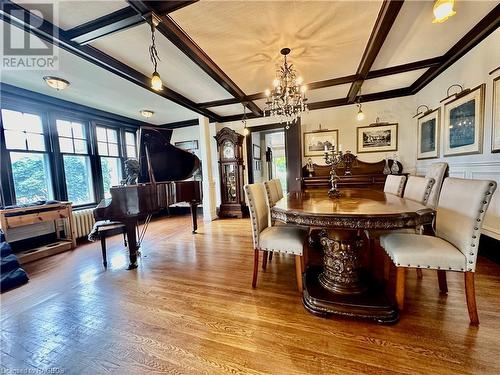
{"left": 417, "top": 160, "right": 500, "bottom": 240}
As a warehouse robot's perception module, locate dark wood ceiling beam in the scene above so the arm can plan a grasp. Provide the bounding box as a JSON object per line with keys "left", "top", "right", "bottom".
{"left": 217, "top": 87, "right": 413, "bottom": 122}
{"left": 127, "top": 1, "right": 262, "bottom": 117}
{"left": 366, "top": 57, "right": 442, "bottom": 79}
{"left": 410, "top": 4, "right": 500, "bottom": 94}
{"left": 0, "top": 1, "right": 222, "bottom": 122}
{"left": 347, "top": 0, "right": 404, "bottom": 103}
{"left": 65, "top": 7, "right": 145, "bottom": 45}
{"left": 159, "top": 119, "right": 199, "bottom": 129}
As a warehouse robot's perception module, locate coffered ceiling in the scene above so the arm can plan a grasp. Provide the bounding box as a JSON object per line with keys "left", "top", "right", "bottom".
{"left": 1, "top": 0, "right": 498, "bottom": 127}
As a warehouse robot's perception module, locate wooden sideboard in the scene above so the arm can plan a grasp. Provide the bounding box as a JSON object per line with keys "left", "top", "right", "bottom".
{"left": 0, "top": 202, "right": 76, "bottom": 264}
{"left": 301, "top": 154, "right": 404, "bottom": 190}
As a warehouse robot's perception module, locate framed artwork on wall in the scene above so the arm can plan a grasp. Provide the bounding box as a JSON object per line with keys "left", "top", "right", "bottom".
{"left": 356, "top": 123, "right": 398, "bottom": 153}
{"left": 443, "top": 84, "right": 484, "bottom": 156}
{"left": 303, "top": 129, "right": 338, "bottom": 157}
{"left": 417, "top": 108, "right": 440, "bottom": 160}
{"left": 492, "top": 76, "right": 500, "bottom": 153}
{"left": 253, "top": 144, "right": 261, "bottom": 160}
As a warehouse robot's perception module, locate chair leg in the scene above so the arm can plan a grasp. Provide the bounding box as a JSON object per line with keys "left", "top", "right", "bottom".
{"left": 437, "top": 270, "right": 448, "bottom": 293}
{"left": 262, "top": 251, "right": 268, "bottom": 270}
{"left": 465, "top": 272, "right": 479, "bottom": 325}
{"left": 295, "top": 255, "right": 303, "bottom": 293}
{"left": 395, "top": 267, "right": 406, "bottom": 311}
{"left": 269, "top": 252, "right": 273, "bottom": 262}
{"left": 252, "top": 250, "right": 259, "bottom": 288}
{"left": 416, "top": 268, "right": 423, "bottom": 279}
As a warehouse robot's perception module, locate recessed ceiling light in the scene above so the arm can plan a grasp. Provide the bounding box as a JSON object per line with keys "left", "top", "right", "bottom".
{"left": 43, "top": 76, "right": 70, "bottom": 91}
{"left": 140, "top": 109, "right": 155, "bottom": 118}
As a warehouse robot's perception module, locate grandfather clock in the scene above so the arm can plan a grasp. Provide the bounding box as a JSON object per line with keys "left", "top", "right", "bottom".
{"left": 214, "top": 127, "right": 246, "bottom": 218}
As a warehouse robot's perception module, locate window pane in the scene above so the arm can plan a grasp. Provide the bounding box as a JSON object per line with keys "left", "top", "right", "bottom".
{"left": 101, "top": 157, "right": 122, "bottom": 199}
{"left": 1, "top": 109, "right": 23, "bottom": 130}
{"left": 74, "top": 139, "right": 87, "bottom": 154}
{"left": 108, "top": 143, "right": 119, "bottom": 157}
{"left": 72, "top": 122, "right": 84, "bottom": 139}
{"left": 125, "top": 132, "right": 135, "bottom": 145}
{"left": 126, "top": 145, "right": 137, "bottom": 158}
{"left": 106, "top": 128, "right": 117, "bottom": 143}
{"left": 26, "top": 133, "right": 46, "bottom": 151}
{"left": 59, "top": 137, "right": 74, "bottom": 153}
{"left": 10, "top": 152, "right": 53, "bottom": 204}
{"left": 56, "top": 120, "right": 72, "bottom": 137}
{"left": 5, "top": 130, "right": 27, "bottom": 150}
{"left": 63, "top": 155, "right": 94, "bottom": 205}
{"left": 24, "top": 113, "right": 43, "bottom": 134}
{"left": 96, "top": 127, "right": 107, "bottom": 141}
{"left": 97, "top": 142, "right": 108, "bottom": 156}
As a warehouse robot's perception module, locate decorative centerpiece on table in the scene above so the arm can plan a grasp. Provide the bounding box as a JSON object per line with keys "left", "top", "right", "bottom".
{"left": 323, "top": 144, "right": 345, "bottom": 198}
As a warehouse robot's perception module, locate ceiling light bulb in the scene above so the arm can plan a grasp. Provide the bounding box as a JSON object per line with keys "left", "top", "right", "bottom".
{"left": 296, "top": 76, "right": 303, "bottom": 85}
{"left": 273, "top": 79, "right": 280, "bottom": 88}
{"left": 151, "top": 71, "right": 162, "bottom": 91}
{"left": 265, "top": 88, "right": 271, "bottom": 97}
{"left": 357, "top": 108, "right": 365, "bottom": 121}
{"left": 300, "top": 85, "right": 307, "bottom": 94}
{"left": 140, "top": 110, "right": 155, "bottom": 118}
{"left": 43, "top": 76, "right": 70, "bottom": 91}
{"left": 432, "top": 0, "right": 456, "bottom": 23}
{"left": 243, "top": 126, "right": 249, "bottom": 136}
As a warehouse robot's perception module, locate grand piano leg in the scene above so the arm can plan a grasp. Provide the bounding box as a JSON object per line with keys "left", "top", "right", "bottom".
{"left": 124, "top": 220, "right": 139, "bottom": 270}
{"left": 190, "top": 200, "right": 198, "bottom": 234}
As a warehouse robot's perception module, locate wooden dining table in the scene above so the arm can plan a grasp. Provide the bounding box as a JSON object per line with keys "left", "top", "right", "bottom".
{"left": 271, "top": 188, "right": 435, "bottom": 324}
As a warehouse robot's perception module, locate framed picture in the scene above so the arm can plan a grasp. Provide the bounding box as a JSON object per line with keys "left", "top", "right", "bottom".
{"left": 356, "top": 123, "right": 398, "bottom": 153}
{"left": 417, "top": 108, "right": 440, "bottom": 159}
{"left": 175, "top": 140, "right": 198, "bottom": 151}
{"left": 303, "top": 129, "right": 339, "bottom": 157}
{"left": 492, "top": 76, "right": 500, "bottom": 153}
{"left": 253, "top": 144, "right": 261, "bottom": 160}
{"left": 443, "top": 84, "right": 484, "bottom": 156}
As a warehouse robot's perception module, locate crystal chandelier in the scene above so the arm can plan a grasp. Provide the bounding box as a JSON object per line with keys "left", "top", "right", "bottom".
{"left": 264, "top": 48, "right": 308, "bottom": 129}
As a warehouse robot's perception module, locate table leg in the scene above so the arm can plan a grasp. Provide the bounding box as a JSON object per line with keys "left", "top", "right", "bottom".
{"left": 302, "top": 229, "right": 398, "bottom": 324}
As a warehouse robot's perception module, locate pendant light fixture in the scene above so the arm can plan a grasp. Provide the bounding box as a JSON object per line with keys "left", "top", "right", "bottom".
{"left": 356, "top": 90, "right": 365, "bottom": 121}
{"left": 242, "top": 103, "right": 249, "bottom": 136}
{"left": 149, "top": 14, "right": 162, "bottom": 91}
{"left": 432, "top": 0, "right": 456, "bottom": 23}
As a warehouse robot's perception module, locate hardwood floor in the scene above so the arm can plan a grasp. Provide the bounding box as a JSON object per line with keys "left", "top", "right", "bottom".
{"left": 2, "top": 215, "right": 500, "bottom": 374}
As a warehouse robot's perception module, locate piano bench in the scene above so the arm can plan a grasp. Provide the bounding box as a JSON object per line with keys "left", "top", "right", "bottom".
{"left": 95, "top": 222, "right": 126, "bottom": 268}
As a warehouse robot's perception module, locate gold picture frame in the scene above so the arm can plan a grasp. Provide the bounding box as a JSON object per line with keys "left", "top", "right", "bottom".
{"left": 417, "top": 108, "right": 440, "bottom": 160}
{"left": 443, "top": 84, "right": 484, "bottom": 157}
{"left": 492, "top": 76, "right": 500, "bottom": 153}
{"left": 357, "top": 123, "right": 398, "bottom": 154}
{"left": 303, "top": 129, "right": 339, "bottom": 157}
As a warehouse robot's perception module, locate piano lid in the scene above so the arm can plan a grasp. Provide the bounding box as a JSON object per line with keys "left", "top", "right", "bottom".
{"left": 138, "top": 126, "right": 200, "bottom": 183}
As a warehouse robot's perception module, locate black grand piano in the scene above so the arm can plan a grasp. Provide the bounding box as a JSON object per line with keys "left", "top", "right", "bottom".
{"left": 94, "top": 126, "right": 202, "bottom": 269}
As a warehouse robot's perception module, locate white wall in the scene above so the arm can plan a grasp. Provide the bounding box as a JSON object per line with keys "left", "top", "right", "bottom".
{"left": 413, "top": 29, "right": 500, "bottom": 240}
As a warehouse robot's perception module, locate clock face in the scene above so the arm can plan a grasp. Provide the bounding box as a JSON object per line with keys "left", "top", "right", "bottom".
{"left": 222, "top": 141, "right": 235, "bottom": 159}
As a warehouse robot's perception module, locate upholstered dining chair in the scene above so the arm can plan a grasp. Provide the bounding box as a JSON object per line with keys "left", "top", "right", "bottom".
{"left": 273, "top": 179, "right": 284, "bottom": 200}
{"left": 383, "top": 175, "right": 407, "bottom": 197}
{"left": 380, "top": 177, "right": 497, "bottom": 324}
{"left": 403, "top": 176, "right": 435, "bottom": 205}
{"left": 425, "top": 162, "right": 449, "bottom": 209}
{"left": 244, "top": 183, "right": 308, "bottom": 291}
{"left": 264, "top": 180, "right": 280, "bottom": 207}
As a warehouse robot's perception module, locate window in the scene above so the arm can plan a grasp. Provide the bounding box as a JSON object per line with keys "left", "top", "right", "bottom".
{"left": 1, "top": 109, "right": 53, "bottom": 204}
{"left": 125, "top": 131, "right": 137, "bottom": 158}
{"left": 56, "top": 119, "right": 95, "bottom": 205}
{"left": 97, "top": 126, "right": 122, "bottom": 198}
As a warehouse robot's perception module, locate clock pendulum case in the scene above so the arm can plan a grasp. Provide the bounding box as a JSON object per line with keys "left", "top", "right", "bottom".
{"left": 214, "top": 127, "right": 247, "bottom": 218}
